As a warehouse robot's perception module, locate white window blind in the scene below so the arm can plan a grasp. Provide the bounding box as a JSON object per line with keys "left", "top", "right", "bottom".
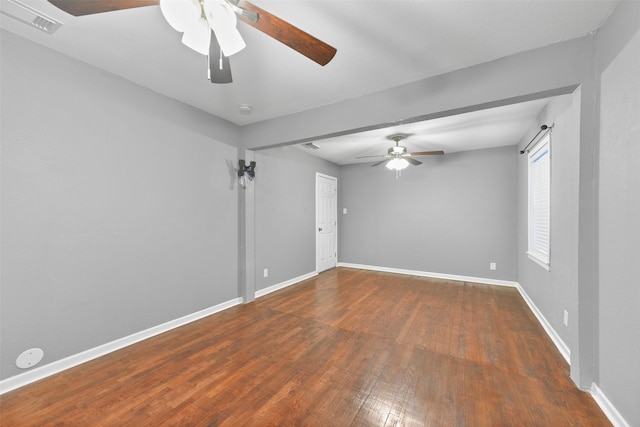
{"left": 528, "top": 133, "right": 551, "bottom": 269}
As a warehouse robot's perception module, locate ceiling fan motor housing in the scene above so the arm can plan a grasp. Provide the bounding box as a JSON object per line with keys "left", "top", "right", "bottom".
{"left": 388, "top": 146, "right": 407, "bottom": 156}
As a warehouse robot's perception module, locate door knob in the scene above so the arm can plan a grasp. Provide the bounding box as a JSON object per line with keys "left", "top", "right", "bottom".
{"left": 318, "top": 227, "right": 323, "bottom": 231}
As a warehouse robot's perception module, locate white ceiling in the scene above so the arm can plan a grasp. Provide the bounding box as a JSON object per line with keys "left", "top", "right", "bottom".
{"left": 1, "top": 0, "right": 616, "bottom": 128}
{"left": 1, "top": 1, "right": 616, "bottom": 165}
{"left": 296, "top": 96, "right": 557, "bottom": 165}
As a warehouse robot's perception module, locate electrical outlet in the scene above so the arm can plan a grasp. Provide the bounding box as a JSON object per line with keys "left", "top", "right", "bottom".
{"left": 263, "top": 268, "right": 268, "bottom": 278}
{"left": 343, "top": 208, "right": 347, "bottom": 214}
{"left": 490, "top": 262, "right": 497, "bottom": 271}
{"left": 564, "top": 310, "right": 569, "bottom": 327}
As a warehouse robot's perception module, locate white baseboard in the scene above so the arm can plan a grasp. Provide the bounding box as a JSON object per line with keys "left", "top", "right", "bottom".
{"left": 337, "top": 263, "right": 570, "bottom": 362}
{"left": 590, "top": 383, "right": 631, "bottom": 427}
{"left": 337, "top": 263, "right": 519, "bottom": 288}
{"left": 0, "top": 297, "right": 243, "bottom": 395}
{"left": 515, "top": 283, "right": 571, "bottom": 364}
{"left": 1, "top": 270, "right": 628, "bottom": 427}
{"left": 339, "top": 263, "right": 629, "bottom": 427}
{"left": 255, "top": 271, "right": 318, "bottom": 298}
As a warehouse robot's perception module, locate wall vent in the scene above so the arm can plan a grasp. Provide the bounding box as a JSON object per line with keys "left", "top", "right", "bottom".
{"left": 0, "top": 0, "right": 62, "bottom": 34}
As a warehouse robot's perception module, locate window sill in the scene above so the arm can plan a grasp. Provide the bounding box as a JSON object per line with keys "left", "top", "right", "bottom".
{"left": 527, "top": 252, "right": 550, "bottom": 271}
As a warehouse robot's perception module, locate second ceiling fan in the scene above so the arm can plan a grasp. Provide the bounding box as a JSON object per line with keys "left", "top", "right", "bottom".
{"left": 356, "top": 134, "right": 444, "bottom": 171}
{"left": 47, "top": 0, "right": 337, "bottom": 84}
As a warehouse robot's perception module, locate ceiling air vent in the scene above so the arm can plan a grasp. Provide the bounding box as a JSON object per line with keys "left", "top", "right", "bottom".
{"left": 303, "top": 142, "right": 320, "bottom": 150}
{"left": 0, "top": 0, "right": 62, "bottom": 34}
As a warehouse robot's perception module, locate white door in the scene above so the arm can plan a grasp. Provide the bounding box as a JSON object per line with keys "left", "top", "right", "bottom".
{"left": 316, "top": 173, "right": 337, "bottom": 272}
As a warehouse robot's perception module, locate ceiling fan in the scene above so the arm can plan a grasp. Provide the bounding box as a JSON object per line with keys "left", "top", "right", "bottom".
{"left": 356, "top": 134, "right": 444, "bottom": 171}
{"left": 47, "top": 0, "right": 337, "bottom": 84}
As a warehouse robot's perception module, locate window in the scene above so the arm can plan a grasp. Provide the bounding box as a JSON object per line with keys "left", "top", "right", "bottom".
{"left": 527, "top": 133, "right": 551, "bottom": 270}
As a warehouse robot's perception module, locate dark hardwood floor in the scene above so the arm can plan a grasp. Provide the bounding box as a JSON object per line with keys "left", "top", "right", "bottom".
{"left": 0, "top": 268, "right": 610, "bottom": 426}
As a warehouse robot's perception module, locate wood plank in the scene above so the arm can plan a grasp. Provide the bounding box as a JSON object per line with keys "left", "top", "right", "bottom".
{"left": 0, "top": 268, "right": 611, "bottom": 426}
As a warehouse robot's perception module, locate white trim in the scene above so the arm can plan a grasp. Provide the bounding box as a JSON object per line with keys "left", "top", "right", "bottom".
{"left": 515, "top": 283, "right": 570, "bottom": 363}
{"left": 590, "top": 383, "right": 631, "bottom": 427}
{"left": 337, "top": 263, "right": 518, "bottom": 288}
{"left": 337, "top": 263, "right": 571, "bottom": 362}
{"left": 0, "top": 297, "right": 243, "bottom": 395}
{"left": 255, "top": 271, "right": 318, "bottom": 298}
{"left": 2, "top": 272, "right": 627, "bottom": 427}
{"left": 527, "top": 252, "right": 551, "bottom": 271}
{"left": 315, "top": 172, "right": 337, "bottom": 180}
{"left": 338, "top": 264, "right": 633, "bottom": 427}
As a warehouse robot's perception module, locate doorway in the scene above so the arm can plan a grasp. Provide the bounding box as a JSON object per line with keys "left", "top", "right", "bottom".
{"left": 316, "top": 173, "right": 337, "bottom": 272}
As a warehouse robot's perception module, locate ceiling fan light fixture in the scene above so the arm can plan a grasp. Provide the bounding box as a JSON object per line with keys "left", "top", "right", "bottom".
{"left": 204, "top": 0, "right": 245, "bottom": 56}
{"left": 181, "top": 17, "right": 212, "bottom": 55}
{"left": 160, "top": 0, "right": 201, "bottom": 32}
{"left": 386, "top": 158, "right": 410, "bottom": 171}
{"left": 213, "top": 24, "right": 245, "bottom": 56}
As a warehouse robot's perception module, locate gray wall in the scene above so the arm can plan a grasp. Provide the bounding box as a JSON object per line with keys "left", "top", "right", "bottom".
{"left": 339, "top": 146, "right": 517, "bottom": 281}
{"left": 1, "top": 32, "right": 240, "bottom": 380}
{"left": 240, "top": 36, "right": 590, "bottom": 150}
{"left": 254, "top": 146, "right": 339, "bottom": 291}
{"left": 596, "top": 2, "right": 640, "bottom": 425}
{"left": 515, "top": 2, "right": 640, "bottom": 423}
{"left": 517, "top": 92, "right": 581, "bottom": 357}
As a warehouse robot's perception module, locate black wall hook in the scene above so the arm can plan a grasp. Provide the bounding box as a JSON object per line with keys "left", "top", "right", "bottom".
{"left": 238, "top": 160, "right": 256, "bottom": 180}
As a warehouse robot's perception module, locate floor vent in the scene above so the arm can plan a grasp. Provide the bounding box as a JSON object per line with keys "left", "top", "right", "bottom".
{"left": 0, "top": 0, "right": 62, "bottom": 34}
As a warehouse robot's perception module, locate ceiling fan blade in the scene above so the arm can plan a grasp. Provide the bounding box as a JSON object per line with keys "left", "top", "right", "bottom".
{"left": 209, "top": 31, "right": 233, "bottom": 84}
{"left": 371, "top": 159, "right": 388, "bottom": 167}
{"left": 48, "top": 0, "right": 158, "bottom": 16}
{"left": 410, "top": 151, "right": 445, "bottom": 156}
{"left": 355, "top": 155, "right": 390, "bottom": 159}
{"left": 404, "top": 157, "right": 422, "bottom": 166}
{"left": 234, "top": 0, "right": 337, "bottom": 66}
